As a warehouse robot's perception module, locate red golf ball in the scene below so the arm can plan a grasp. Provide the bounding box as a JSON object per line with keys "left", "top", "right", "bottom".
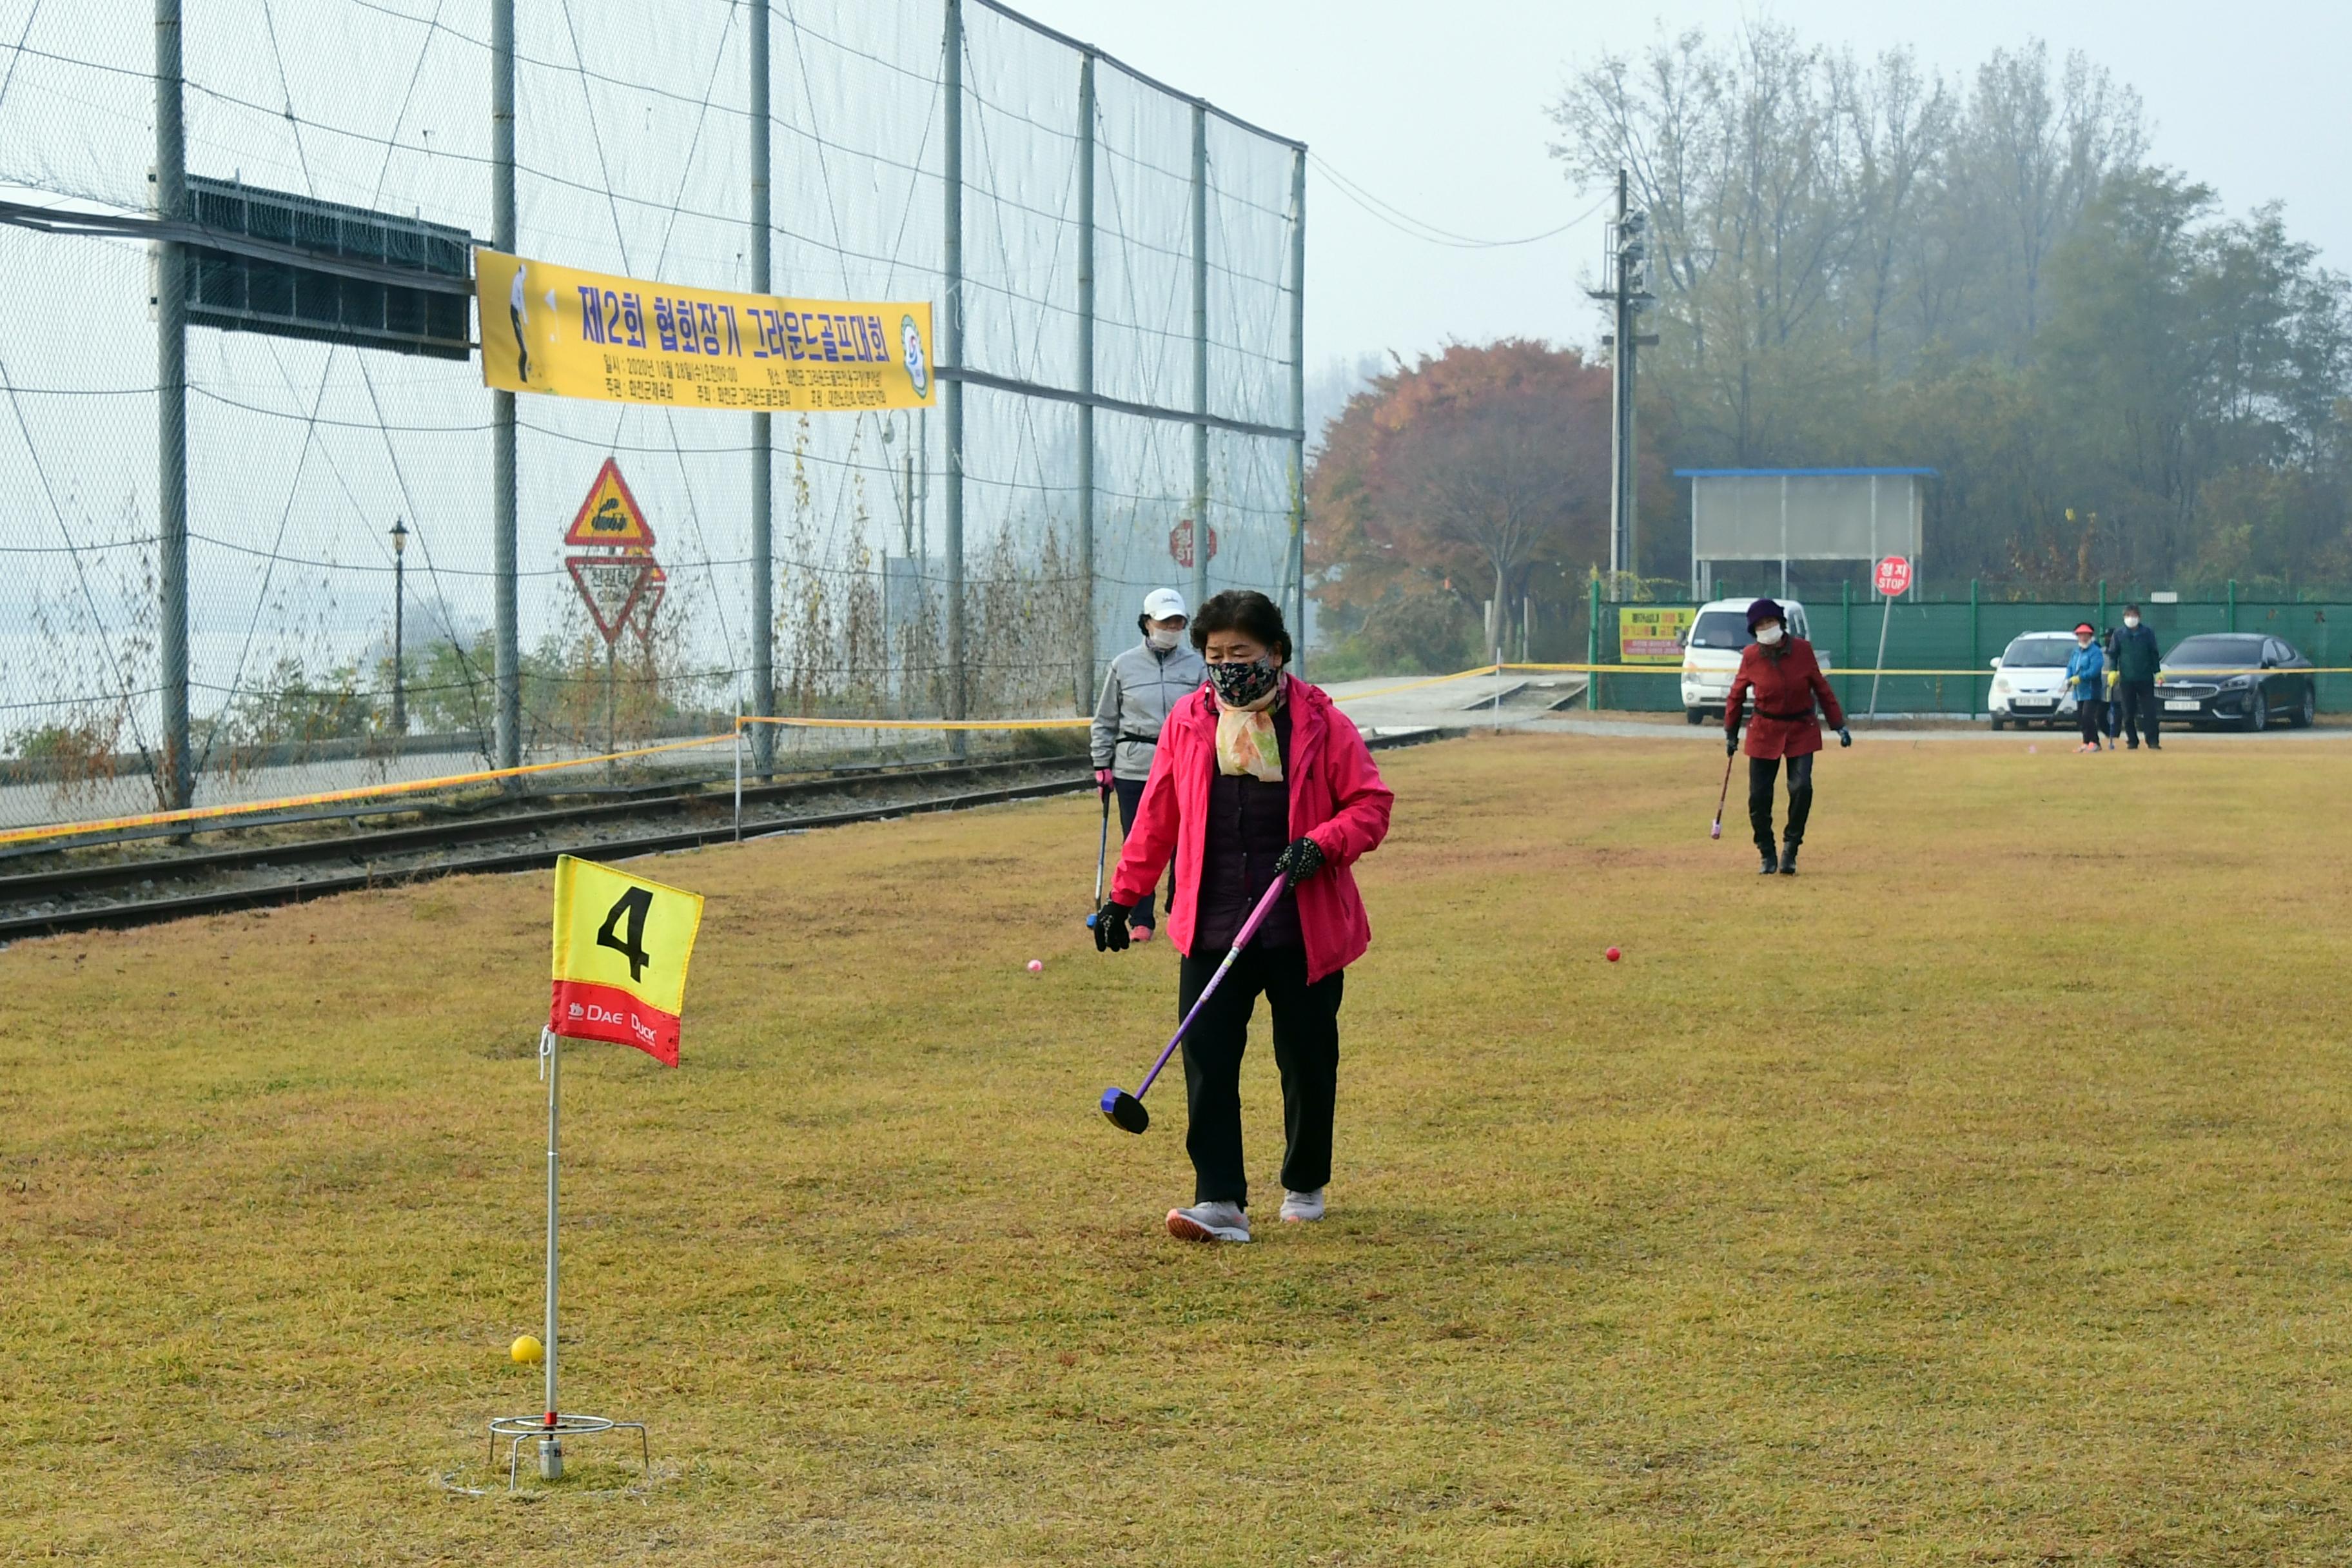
{"left": 1605, "top": 947, "right": 1621, "bottom": 963}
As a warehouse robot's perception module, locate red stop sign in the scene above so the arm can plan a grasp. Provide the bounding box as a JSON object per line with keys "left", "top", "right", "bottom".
{"left": 1874, "top": 554, "right": 1912, "bottom": 596}
{"left": 1168, "top": 518, "right": 1219, "bottom": 569}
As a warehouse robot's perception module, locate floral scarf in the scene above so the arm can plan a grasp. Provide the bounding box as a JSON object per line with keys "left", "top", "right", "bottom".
{"left": 1213, "top": 674, "right": 1286, "bottom": 782}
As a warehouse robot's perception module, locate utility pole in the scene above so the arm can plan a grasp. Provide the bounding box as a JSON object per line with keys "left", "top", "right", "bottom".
{"left": 942, "top": 0, "right": 966, "bottom": 750}
{"left": 1075, "top": 50, "right": 1096, "bottom": 718}
{"left": 1188, "top": 103, "right": 1210, "bottom": 613}
{"left": 1587, "top": 168, "right": 1654, "bottom": 605}
{"left": 155, "top": 0, "right": 191, "bottom": 808}
{"left": 1287, "top": 146, "right": 1307, "bottom": 677}
{"left": 749, "top": 0, "right": 775, "bottom": 778}
{"left": 389, "top": 518, "right": 409, "bottom": 734}
{"left": 491, "top": 0, "right": 519, "bottom": 768}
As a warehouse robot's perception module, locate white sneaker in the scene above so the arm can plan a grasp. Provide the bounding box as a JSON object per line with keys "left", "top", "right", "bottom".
{"left": 1279, "top": 1188, "right": 1325, "bottom": 1224}
{"left": 1166, "top": 1200, "right": 1251, "bottom": 1243}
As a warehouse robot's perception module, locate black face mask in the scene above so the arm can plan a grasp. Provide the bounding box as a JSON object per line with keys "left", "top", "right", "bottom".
{"left": 1207, "top": 656, "right": 1280, "bottom": 707}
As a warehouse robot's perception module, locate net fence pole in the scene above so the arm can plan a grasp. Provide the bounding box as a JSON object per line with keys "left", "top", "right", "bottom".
{"left": 1074, "top": 50, "right": 1096, "bottom": 718}
{"left": 942, "top": 0, "right": 967, "bottom": 751}
{"left": 1288, "top": 146, "right": 1307, "bottom": 676}
{"left": 491, "top": 0, "right": 520, "bottom": 770}
{"left": 155, "top": 0, "right": 191, "bottom": 810}
{"left": 1189, "top": 103, "right": 1210, "bottom": 611}
{"left": 749, "top": 0, "right": 776, "bottom": 778}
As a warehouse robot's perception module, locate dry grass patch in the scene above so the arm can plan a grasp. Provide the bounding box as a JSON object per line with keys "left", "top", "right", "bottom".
{"left": 6, "top": 732, "right": 2352, "bottom": 1564}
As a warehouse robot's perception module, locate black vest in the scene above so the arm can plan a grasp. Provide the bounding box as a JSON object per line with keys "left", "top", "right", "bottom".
{"left": 1194, "top": 702, "right": 1301, "bottom": 951}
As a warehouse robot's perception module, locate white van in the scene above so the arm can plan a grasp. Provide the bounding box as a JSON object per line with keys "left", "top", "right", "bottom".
{"left": 1678, "top": 598, "right": 1821, "bottom": 724}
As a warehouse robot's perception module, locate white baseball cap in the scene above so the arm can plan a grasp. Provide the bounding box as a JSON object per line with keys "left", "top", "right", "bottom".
{"left": 1141, "top": 588, "right": 1187, "bottom": 621}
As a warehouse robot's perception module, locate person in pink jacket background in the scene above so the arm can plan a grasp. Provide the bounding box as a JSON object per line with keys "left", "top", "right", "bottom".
{"left": 1093, "top": 589, "right": 1394, "bottom": 1244}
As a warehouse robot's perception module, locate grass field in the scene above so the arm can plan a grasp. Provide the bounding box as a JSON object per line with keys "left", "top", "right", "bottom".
{"left": 11, "top": 732, "right": 2352, "bottom": 1565}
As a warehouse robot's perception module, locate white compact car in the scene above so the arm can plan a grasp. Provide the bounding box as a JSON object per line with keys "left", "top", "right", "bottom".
{"left": 1986, "top": 631, "right": 2082, "bottom": 730}
{"left": 1679, "top": 597, "right": 1819, "bottom": 723}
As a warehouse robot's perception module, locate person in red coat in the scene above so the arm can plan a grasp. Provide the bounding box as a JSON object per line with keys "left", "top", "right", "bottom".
{"left": 1725, "top": 597, "right": 1850, "bottom": 875}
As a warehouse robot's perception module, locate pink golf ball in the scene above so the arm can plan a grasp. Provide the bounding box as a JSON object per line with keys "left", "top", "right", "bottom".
{"left": 1026, "top": 959, "right": 1043, "bottom": 975}
{"left": 1605, "top": 947, "right": 1621, "bottom": 963}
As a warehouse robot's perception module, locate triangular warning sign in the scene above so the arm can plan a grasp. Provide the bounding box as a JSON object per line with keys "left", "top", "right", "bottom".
{"left": 567, "top": 554, "right": 654, "bottom": 644}
{"left": 564, "top": 457, "right": 655, "bottom": 549}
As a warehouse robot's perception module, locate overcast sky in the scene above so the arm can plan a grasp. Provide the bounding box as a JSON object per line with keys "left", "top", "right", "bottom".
{"left": 1014, "top": 0, "right": 2352, "bottom": 375}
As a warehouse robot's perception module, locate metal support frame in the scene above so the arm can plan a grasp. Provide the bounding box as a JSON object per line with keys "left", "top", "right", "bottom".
{"left": 1288, "top": 147, "right": 1307, "bottom": 676}
{"left": 485, "top": 1028, "right": 648, "bottom": 1490}
{"left": 491, "top": 0, "right": 520, "bottom": 769}
{"left": 942, "top": 0, "right": 967, "bottom": 748}
{"left": 1189, "top": 103, "right": 1210, "bottom": 613}
{"left": 1075, "top": 50, "right": 1096, "bottom": 717}
{"left": 155, "top": 0, "right": 191, "bottom": 810}
{"left": 749, "top": 1, "right": 776, "bottom": 778}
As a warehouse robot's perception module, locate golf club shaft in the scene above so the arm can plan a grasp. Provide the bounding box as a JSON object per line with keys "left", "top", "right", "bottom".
{"left": 1093, "top": 790, "right": 1110, "bottom": 906}
{"left": 1712, "top": 745, "right": 1735, "bottom": 830}
{"left": 1132, "top": 873, "right": 1293, "bottom": 1101}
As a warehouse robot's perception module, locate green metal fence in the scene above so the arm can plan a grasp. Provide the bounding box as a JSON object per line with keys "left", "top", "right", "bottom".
{"left": 1588, "top": 582, "right": 2352, "bottom": 717}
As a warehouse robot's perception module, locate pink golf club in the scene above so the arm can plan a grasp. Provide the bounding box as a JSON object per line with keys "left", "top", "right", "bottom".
{"left": 1099, "top": 874, "right": 1291, "bottom": 1135}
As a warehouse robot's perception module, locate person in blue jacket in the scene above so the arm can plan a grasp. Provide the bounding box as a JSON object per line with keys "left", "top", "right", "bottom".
{"left": 2064, "top": 622, "right": 2110, "bottom": 752}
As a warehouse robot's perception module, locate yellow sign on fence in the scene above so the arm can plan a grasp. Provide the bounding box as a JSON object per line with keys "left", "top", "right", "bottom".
{"left": 1618, "top": 606, "right": 1696, "bottom": 663}
{"left": 476, "top": 248, "right": 936, "bottom": 413}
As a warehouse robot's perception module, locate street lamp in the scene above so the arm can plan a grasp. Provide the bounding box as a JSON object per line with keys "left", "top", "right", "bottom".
{"left": 389, "top": 517, "right": 409, "bottom": 734}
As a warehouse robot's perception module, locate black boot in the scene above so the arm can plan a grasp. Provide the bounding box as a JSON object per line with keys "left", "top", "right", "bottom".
{"left": 1758, "top": 846, "right": 1779, "bottom": 874}
{"left": 1778, "top": 842, "right": 1800, "bottom": 875}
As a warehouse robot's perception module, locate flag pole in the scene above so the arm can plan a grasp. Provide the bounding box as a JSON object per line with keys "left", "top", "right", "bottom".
{"left": 542, "top": 1024, "right": 562, "bottom": 1472}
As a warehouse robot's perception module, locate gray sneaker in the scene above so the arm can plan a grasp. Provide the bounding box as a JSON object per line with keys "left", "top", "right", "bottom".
{"left": 1166, "top": 1200, "right": 1251, "bottom": 1243}
{"left": 1279, "top": 1188, "right": 1325, "bottom": 1224}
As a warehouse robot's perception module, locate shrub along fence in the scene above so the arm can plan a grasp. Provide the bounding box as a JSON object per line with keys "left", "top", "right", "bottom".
{"left": 1587, "top": 582, "right": 2352, "bottom": 717}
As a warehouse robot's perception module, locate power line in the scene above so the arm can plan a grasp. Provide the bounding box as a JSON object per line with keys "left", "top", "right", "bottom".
{"left": 1306, "top": 151, "right": 1609, "bottom": 249}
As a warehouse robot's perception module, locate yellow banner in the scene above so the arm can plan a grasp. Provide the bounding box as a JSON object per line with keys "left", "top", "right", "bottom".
{"left": 549, "top": 854, "right": 705, "bottom": 1066}
{"left": 1618, "top": 606, "right": 1696, "bottom": 664}
{"left": 477, "top": 248, "right": 935, "bottom": 413}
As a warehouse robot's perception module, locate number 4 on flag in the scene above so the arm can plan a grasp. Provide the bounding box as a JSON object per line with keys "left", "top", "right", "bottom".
{"left": 549, "top": 856, "right": 704, "bottom": 1066}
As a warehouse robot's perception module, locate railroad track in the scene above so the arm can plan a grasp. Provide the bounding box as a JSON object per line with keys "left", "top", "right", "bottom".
{"left": 0, "top": 729, "right": 1444, "bottom": 941}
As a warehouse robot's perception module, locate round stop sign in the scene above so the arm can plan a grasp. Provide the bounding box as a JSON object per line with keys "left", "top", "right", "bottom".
{"left": 1874, "top": 554, "right": 1912, "bottom": 596}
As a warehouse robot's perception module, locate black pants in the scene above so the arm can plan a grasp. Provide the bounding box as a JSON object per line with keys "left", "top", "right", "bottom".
{"left": 2077, "top": 699, "right": 2106, "bottom": 746}
{"left": 2117, "top": 680, "right": 2160, "bottom": 747}
{"left": 1747, "top": 752, "right": 1814, "bottom": 852}
{"left": 1178, "top": 944, "right": 1343, "bottom": 1208}
{"left": 1112, "top": 776, "right": 1172, "bottom": 926}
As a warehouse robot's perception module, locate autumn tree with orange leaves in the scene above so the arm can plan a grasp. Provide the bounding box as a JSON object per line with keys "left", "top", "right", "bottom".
{"left": 1309, "top": 341, "right": 1614, "bottom": 671}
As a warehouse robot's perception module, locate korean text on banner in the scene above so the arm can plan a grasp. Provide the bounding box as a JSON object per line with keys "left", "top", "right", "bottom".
{"left": 477, "top": 248, "right": 936, "bottom": 413}
{"left": 1618, "top": 606, "right": 1696, "bottom": 663}
{"left": 549, "top": 855, "right": 705, "bottom": 1067}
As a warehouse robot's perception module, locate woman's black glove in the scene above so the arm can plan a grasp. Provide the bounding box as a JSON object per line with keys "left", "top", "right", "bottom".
{"left": 1092, "top": 899, "right": 1133, "bottom": 952}
{"left": 1273, "top": 836, "right": 1326, "bottom": 887}
{"left": 1726, "top": 730, "right": 1740, "bottom": 757}
{"left": 1838, "top": 726, "right": 1852, "bottom": 747}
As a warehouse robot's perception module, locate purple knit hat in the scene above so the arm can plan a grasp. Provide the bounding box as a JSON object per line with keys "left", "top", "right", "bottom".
{"left": 1745, "top": 597, "right": 1784, "bottom": 631}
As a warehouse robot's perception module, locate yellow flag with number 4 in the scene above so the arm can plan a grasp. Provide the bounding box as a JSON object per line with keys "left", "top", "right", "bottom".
{"left": 548, "top": 855, "right": 704, "bottom": 1066}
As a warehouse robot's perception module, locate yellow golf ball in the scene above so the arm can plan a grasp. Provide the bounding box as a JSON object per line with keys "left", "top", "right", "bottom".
{"left": 510, "top": 1335, "right": 544, "bottom": 1366}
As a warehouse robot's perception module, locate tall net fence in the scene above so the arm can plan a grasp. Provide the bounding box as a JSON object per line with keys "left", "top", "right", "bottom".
{"left": 0, "top": 0, "right": 1304, "bottom": 833}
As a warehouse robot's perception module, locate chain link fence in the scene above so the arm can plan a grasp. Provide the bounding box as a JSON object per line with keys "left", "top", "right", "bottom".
{"left": 0, "top": 0, "right": 1305, "bottom": 833}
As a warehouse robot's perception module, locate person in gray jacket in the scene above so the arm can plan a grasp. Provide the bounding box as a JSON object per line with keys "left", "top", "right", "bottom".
{"left": 1090, "top": 587, "right": 1206, "bottom": 939}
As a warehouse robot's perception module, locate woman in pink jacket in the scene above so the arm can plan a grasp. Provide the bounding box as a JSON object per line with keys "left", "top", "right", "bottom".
{"left": 1093, "top": 589, "right": 1394, "bottom": 1244}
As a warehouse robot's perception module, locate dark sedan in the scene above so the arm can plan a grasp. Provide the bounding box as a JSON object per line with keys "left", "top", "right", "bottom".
{"left": 2154, "top": 633, "right": 2318, "bottom": 730}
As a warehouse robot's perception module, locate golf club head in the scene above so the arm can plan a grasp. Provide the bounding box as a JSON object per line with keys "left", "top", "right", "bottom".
{"left": 1099, "top": 1086, "right": 1149, "bottom": 1134}
{"left": 1710, "top": 818, "right": 1722, "bottom": 839}
{"left": 1086, "top": 912, "right": 1098, "bottom": 928}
